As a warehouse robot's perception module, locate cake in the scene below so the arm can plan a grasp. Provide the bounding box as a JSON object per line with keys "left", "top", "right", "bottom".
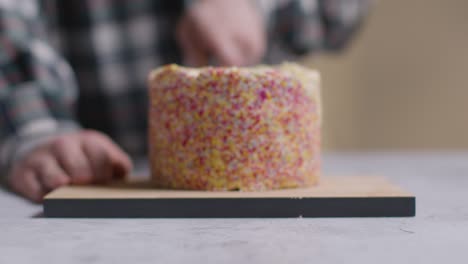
{"left": 148, "top": 63, "right": 321, "bottom": 191}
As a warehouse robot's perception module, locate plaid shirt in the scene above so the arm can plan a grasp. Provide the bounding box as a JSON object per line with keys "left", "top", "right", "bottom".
{"left": 0, "top": 0, "right": 369, "bottom": 176}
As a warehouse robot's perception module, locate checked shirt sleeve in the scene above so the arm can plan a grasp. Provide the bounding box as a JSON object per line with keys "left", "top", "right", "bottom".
{"left": 257, "top": 0, "right": 372, "bottom": 62}
{"left": 0, "top": 1, "right": 80, "bottom": 181}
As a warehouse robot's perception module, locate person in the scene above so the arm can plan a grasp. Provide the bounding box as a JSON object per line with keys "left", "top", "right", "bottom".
{"left": 0, "top": 0, "right": 370, "bottom": 202}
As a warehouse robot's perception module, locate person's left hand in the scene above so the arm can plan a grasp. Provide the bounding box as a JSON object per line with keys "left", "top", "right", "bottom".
{"left": 7, "top": 130, "right": 132, "bottom": 203}
{"left": 176, "top": 0, "right": 266, "bottom": 67}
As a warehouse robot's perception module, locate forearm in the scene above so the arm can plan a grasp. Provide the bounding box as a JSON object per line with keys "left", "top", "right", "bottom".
{"left": 256, "top": 0, "right": 372, "bottom": 62}
{"left": 0, "top": 2, "right": 80, "bottom": 182}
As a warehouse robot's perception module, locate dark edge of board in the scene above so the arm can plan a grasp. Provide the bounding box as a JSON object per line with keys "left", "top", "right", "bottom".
{"left": 44, "top": 197, "right": 416, "bottom": 218}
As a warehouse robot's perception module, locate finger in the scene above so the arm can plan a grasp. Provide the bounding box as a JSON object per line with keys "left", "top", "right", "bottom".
{"left": 51, "top": 136, "right": 93, "bottom": 184}
{"left": 34, "top": 155, "right": 70, "bottom": 191}
{"left": 206, "top": 30, "right": 245, "bottom": 66}
{"left": 82, "top": 139, "right": 112, "bottom": 184}
{"left": 82, "top": 131, "right": 132, "bottom": 180}
{"left": 177, "top": 18, "right": 209, "bottom": 66}
{"left": 235, "top": 32, "right": 266, "bottom": 65}
{"left": 231, "top": 6, "right": 266, "bottom": 65}
{"left": 97, "top": 136, "right": 133, "bottom": 180}
{"left": 9, "top": 169, "right": 44, "bottom": 203}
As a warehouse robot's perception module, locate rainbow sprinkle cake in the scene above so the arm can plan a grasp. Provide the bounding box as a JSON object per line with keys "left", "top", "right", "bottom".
{"left": 148, "top": 63, "right": 321, "bottom": 191}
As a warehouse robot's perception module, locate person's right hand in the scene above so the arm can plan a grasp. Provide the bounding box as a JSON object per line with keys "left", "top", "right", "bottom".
{"left": 7, "top": 130, "right": 132, "bottom": 203}
{"left": 176, "top": 0, "right": 266, "bottom": 67}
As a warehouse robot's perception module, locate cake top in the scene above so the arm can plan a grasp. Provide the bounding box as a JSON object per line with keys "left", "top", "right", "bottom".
{"left": 149, "top": 63, "right": 321, "bottom": 124}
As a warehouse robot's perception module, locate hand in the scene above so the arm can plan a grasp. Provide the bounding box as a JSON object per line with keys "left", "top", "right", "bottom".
{"left": 7, "top": 130, "right": 132, "bottom": 203}
{"left": 176, "top": 0, "right": 266, "bottom": 67}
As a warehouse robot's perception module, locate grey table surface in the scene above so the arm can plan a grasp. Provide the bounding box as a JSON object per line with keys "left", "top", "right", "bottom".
{"left": 1, "top": 152, "right": 467, "bottom": 264}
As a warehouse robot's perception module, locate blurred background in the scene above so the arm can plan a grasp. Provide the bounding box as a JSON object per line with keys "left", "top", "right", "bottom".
{"left": 304, "top": 0, "right": 468, "bottom": 151}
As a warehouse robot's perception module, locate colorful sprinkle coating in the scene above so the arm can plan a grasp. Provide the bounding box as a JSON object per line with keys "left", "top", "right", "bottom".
{"left": 148, "top": 63, "right": 321, "bottom": 191}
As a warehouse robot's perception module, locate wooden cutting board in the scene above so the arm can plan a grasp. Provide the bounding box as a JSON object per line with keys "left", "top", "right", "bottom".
{"left": 43, "top": 176, "right": 415, "bottom": 218}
